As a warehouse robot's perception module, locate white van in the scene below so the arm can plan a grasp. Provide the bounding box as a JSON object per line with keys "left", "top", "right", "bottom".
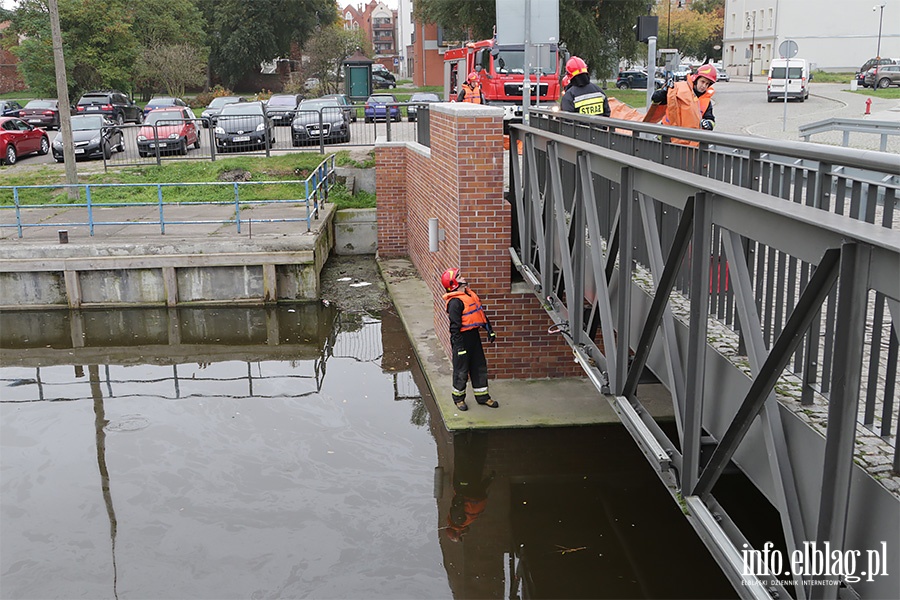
{"left": 767, "top": 58, "right": 810, "bottom": 102}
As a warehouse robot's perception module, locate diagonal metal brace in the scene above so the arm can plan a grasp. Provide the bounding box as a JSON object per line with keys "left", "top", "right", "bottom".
{"left": 694, "top": 247, "right": 842, "bottom": 499}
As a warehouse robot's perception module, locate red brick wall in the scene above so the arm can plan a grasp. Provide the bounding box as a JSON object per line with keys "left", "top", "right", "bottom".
{"left": 376, "top": 104, "right": 583, "bottom": 379}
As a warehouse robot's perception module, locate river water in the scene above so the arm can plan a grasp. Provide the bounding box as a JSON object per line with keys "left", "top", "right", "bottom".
{"left": 0, "top": 304, "right": 745, "bottom": 599}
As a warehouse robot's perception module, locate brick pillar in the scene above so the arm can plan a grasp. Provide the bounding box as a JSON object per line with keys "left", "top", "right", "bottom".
{"left": 375, "top": 104, "right": 584, "bottom": 380}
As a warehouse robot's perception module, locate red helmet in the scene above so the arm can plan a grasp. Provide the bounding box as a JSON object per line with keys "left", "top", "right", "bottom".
{"left": 693, "top": 64, "right": 718, "bottom": 84}
{"left": 441, "top": 268, "right": 461, "bottom": 291}
{"left": 566, "top": 56, "right": 588, "bottom": 78}
{"left": 467, "top": 72, "right": 478, "bottom": 82}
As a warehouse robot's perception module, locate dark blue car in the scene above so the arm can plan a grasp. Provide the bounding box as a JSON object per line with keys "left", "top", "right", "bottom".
{"left": 364, "top": 94, "right": 401, "bottom": 122}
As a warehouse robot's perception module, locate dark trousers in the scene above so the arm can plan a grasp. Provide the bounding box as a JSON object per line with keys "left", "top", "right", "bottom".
{"left": 451, "top": 328, "right": 490, "bottom": 401}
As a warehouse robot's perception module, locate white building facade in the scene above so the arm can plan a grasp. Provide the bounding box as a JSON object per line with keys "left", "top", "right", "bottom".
{"left": 722, "top": 0, "right": 900, "bottom": 75}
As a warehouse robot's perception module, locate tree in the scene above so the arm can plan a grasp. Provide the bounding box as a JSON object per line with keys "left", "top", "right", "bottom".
{"left": 689, "top": 0, "right": 725, "bottom": 63}
{"left": 413, "top": 0, "right": 649, "bottom": 81}
{"left": 655, "top": 0, "right": 720, "bottom": 63}
{"left": 198, "top": 0, "right": 339, "bottom": 89}
{"left": 301, "top": 24, "right": 369, "bottom": 95}
{"left": 8, "top": 0, "right": 139, "bottom": 96}
{"left": 136, "top": 43, "right": 207, "bottom": 98}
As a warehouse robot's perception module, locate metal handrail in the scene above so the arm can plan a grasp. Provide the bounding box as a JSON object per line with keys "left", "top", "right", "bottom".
{"left": 0, "top": 154, "right": 336, "bottom": 237}
{"left": 798, "top": 117, "right": 900, "bottom": 152}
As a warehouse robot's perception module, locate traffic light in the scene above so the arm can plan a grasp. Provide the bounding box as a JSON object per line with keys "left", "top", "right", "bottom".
{"left": 636, "top": 16, "right": 658, "bottom": 43}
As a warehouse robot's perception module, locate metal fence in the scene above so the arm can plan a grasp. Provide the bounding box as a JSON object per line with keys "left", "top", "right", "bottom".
{"left": 96, "top": 102, "right": 428, "bottom": 168}
{"left": 0, "top": 155, "right": 336, "bottom": 237}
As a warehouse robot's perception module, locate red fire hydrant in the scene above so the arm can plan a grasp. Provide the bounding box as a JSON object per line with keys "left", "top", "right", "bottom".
{"left": 865, "top": 97, "right": 872, "bottom": 115}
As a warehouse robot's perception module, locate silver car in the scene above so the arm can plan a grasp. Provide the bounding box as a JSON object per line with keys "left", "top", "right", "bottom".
{"left": 291, "top": 99, "right": 351, "bottom": 146}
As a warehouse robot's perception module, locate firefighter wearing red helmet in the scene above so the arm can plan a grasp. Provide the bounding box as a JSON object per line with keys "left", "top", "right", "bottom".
{"left": 457, "top": 71, "right": 485, "bottom": 104}
{"left": 560, "top": 56, "right": 610, "bottom": 117}
{"left": 651, "top": 63, "right": 718, "bottom": 131}
{"left": 440, "top": 268, "right": 498, "bottom": 411}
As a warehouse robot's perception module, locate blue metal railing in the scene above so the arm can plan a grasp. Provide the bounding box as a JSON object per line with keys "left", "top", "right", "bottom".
{"left": 0, "top": 155, "right": 336, "bottom": 237}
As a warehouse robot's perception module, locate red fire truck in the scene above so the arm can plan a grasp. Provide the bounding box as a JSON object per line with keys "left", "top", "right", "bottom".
{"left": 443, "top": 38, "right": 567, "bottom": 126}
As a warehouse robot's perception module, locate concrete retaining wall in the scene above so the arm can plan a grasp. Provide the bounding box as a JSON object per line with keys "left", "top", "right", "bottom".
{"left": 334, "top": 208, "right": 377, "bottom": 255}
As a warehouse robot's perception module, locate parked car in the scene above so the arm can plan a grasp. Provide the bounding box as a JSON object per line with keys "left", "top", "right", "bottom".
{"left": 137, "top": 107, "right": 201, "bottom": 157}
{"left": 364, "top": 94, "right": 401, "bottom": 122}
{"left": 320, "top": 94, "right": 357, "bottom": 122}
{"left": 200, "top": 96, "right": 245, "bottom": 128}
{"left": 673, "top": 64, "right": 692, "bottom": 81}
{"left": 18, "top": 99, "right": 61, "bottom": 129}
{"left": 856, "top": 57, "right": 898, "bottom": 87}
{"left": 372, "top": 63, "right": 396, "bottom": 84}
{"left": 372, "top": 73, "right": 396, "bottom": 89}
{"left": 864, "top": 63, "right": 900, "bottom": 88}
{"left": 265, "top": 93, "right": 303, "bottom": 126}
{"left": 0, "top": 100, "right": 23, "bottom": 117}
{"left": 712, "top": 63, "right": 730, "bottom": 82}
{"left": 407, "top": 92, "right": 440, "bottom": 122}
{"left": 615, "top": 70, "right": 663, "bottom": 90}
{"left": 75, "top": 90, "right": 142, "bottom": 124}
{"left": 291, "top": 98, "right": 351, "bottom": 146}
{"left": 214, "top": 101, "right": 274, "bottom": 152}
{"left": 51, "top": 114, "right": 123, "bottom": 162}
{"left": 0, "top": 116, "right": 50, "bottom": 165}
{"left": 142, "top": 96, "right": 188, "bottom": 120}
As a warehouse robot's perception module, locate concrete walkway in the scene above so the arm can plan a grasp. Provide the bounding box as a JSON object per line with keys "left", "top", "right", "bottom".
{"left": 376, "top": 257, "right": 675, "bottom": 431}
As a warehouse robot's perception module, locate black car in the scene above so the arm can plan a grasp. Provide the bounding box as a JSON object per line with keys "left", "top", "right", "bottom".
{"left": 214, "top": 101, "right": 275, "bottom": 152}
{"left": 142, "top": 96, "right": 188, "bottom": 120}
{"left": 18, "top": 99, "right": 62, "bottom": 129}
{"left": 615, "top": 70, "right": 664, "bottom": 90}
{"left": 407, "top": 92, "right": 440, "bottom": 122}
{"left": 291, "top": 99, "right": 350, "bottom": 146}
{"left": 265, "top": 93, "right": 303, "bottom": 126}
{"left": 372, "top": 64, "right": 396, "bottom": 84}
{"left": 51, "top": 114, "right": 124, "bottom": 162}
{"left": 0, "top": 100, "right": 23, "bottom": 117}
{"left": 372, "top": 73, "right": 396, "bottom": 89}
{"left": 75, "top": 91, "right": 142, "bottom": 124}
{"left": 201, "top": 96, "right": 246, "bottom": 128}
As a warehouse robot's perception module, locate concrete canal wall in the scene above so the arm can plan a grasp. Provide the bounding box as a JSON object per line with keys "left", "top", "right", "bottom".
{"left": 0, "top": 204, "right": 339, "bottom": 310}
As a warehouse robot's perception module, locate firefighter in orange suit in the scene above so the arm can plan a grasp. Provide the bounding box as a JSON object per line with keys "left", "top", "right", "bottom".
{"left": 440, "top": 268, "right": 498, "bottom": 411}
{"left": 651, "top": 63, "right": 717, "bottom": 131}
{"left": 457, "top": 72, "right": 484, "bottom": 104}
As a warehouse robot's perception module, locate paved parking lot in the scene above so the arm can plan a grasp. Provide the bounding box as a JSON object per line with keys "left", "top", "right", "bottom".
{"left": 5, "top": 80, "right": 898, "bottom": 169}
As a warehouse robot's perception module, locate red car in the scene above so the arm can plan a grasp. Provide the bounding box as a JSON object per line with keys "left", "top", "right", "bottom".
{"left": 136, "top": 107, "right": 201, "bottom": 157}
{"left": 0, "top": 117, "right": 50, "bottom": 165}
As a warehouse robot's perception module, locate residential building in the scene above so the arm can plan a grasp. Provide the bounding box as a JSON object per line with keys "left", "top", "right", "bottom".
{"left": 722, "top": 0, "right": 900, "bottom": 76}
{"left": 341, "top": 2, "right": 400, "bottom": 75}
{"left": 0, "top": 21, "right": 25, "bottom": 94}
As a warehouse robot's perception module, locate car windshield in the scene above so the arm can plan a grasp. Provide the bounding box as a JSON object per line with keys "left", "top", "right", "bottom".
{"left": 145, "top": 111, "right": 183, "bottom": 125}
{"left": 367, "top": 96, "right": 396, "bottom": 103}
{"left": 26, "top": 100, "right": 56, "bottom": 109}
{"left": 410, "top": 93, "right": 439, "bottom": 102}
{"left": 220, "top": 104, "right": 263, "bottom": 116}
{"left": 322, "top": 95, "right": 346, "bottom": 104}
{"left": 149, "top": 98, "right": 175, "bottom": 106}
{"left": 268, "top": 96, "right": 297, "bottom": 107}
{"left": 78, "top": 96, "right": 107, "bottom": 105}
{"left": 299, "top": 100, "right": 340, "bottom": 110}
{"left": 71, "top": 116, "right": 105, "bottom": 130}
{"left": 208, "top": 97, "right": 238, "bottom": 109}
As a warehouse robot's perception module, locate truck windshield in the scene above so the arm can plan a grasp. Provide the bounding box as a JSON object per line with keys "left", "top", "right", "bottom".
{"left": 491, "top": 46, "right": 557, "bottom": 76}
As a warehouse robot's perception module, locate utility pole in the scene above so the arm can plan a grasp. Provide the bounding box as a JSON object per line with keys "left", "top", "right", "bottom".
{"left": 48, "top": 0, "right": 78, "bottom": 197}
{"left": 747, "top": 12, "right": 757, "bottom": 82}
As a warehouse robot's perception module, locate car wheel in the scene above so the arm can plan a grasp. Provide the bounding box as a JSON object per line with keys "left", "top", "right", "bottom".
{"left": 116, "top": 137, "right": 125, "bottom": 152}
{"left": 38, "top": 136, "right": 49, "bottom": 155}
{"left": 138, "top": 151, "right": 147, "bottom": 158}
{"left": 616, "top": 82, "right": 627, "bottom": 89}
{"left": 55, "top": 157, "right": 64, "bottom": 163}
{"left": 365, "top": 117, "right": 372, "bottom": 123}
{"left": 103, "top": 143, "right": 111, "bottom": 160}
{"left": 3, "top": 144, "right": 16, "bottom": 165}
{"left": 116, "top": 113, "right": 124, "bottom": 126}
{"left": 877, "top": 78, "right": 891, "bottom": 89}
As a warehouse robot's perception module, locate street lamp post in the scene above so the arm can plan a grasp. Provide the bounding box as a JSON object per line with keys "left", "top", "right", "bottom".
{"left": 874, "top": 3, "right": 886, "bottom": 58}
{"left": 747, "top": 12, "right": 757, "bottom": 82}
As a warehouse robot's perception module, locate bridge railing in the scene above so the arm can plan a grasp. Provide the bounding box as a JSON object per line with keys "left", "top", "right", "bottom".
{"left": 509, "top": 111, "right": 899, "bottom": 599}
{"left": 0, "top": 155, "right": 336, "bottom": 237}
